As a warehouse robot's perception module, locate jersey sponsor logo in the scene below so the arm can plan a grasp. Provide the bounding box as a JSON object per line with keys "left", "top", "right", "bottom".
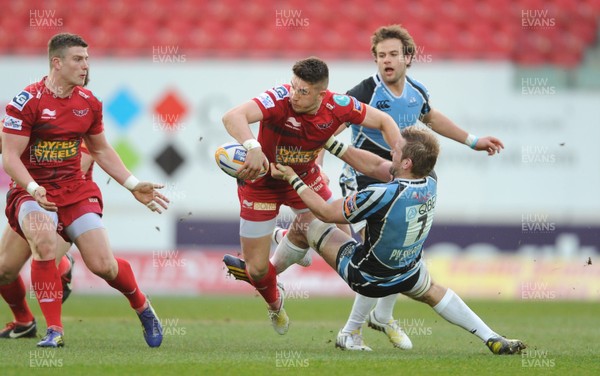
{"left": 78, "top": 90, "right": 90, "bottom": 99}
{"left": 351, "top": 97, "right": 363, "bottom": 113}
{"left": 73, "top": 108, "right": 89, "bottom": 117}
{"left": 418, "top": 195, "right": 436, "bottom": 215}
{"left": 375, "top": 100, "right": 390, "bottom": 110}
{"left": 89, "top": 198, "right": 99, "bottom": 203}
{"left": 325, "top": 103, "right": 334, "bottom": 110}
{"left": 3, "top": 115, "right": 23, "bottom": 130}
{"left": 253, "top": 202, "right": 276, "bottom": 211}
{"left": 41, "top": 108, "right": 56, "bottom": 119}
{"left": 242, "top": 199, "right": 253, "bottom": 208}
{"left": 9, "top": 91, "right": 32, "bottom": 111}
{"left": 407, "top": 97, "right": 418, "bottom": 107}
{"left": 256, "top": 92, "right": 275, "bottom": 109}
{"left": 269, "top": 86, "right": 289, "bottom": 100}
{"left": 284, "top": 117, "right": 302, "bottom": 129}
{"left": 31, "top": 139, "right": 80, "bottom": 164}
{"left": 333, "top": 95, "right": 350, "bottom": 106}
{"left": 275, "top": 145, "right": 321, "bottom": 164}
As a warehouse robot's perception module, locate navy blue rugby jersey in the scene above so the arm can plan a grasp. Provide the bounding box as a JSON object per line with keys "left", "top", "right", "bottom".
{"left": 342, "top": 174, "right": 437, "bottom": 277}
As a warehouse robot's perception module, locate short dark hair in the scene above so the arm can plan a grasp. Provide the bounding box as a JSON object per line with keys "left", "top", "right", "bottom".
{"left": 48, "top": 33, "right": 88, "bottom": 62}
{"left": 371, "top": 25, "right": 416, "bottom": 68}
{"left": 292, "top": 57, "right": 329, "bottom": 88}
{"left": 401, "top": 127, "right": 439, "bottom": 177}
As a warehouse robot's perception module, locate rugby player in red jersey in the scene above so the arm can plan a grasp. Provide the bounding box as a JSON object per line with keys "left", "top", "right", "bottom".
{"left": 222, "top": 57, "right": 401, "bottom": 334}
{"left": 0, "top": 70, "right": 95, "bottom": 341}
{"left": 2, "top": 33, "right": 168, "bottom": 348}
{"left": 0, "top": 138, "right": 93, "bottom": 340}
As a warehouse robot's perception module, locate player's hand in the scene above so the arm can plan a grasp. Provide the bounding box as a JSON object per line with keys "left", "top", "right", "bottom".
{"left": 474, "top": 136, "right": 504, "bottom": 156}
{"left": 32, "top": 186, "right": 58, "bottom": 212}
{"left": 131, "top": 182, "right": 170, "bottom": 214}
{"left": 237, "top": 148, "right": 268, "bottom": 181}
{"left": 271, "top": 163, "right": 296, "bottom": 182}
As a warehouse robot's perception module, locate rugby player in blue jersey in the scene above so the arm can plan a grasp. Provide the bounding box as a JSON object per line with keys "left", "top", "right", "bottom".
{"left": 332, "top": 24, "right": 505, "bottom": 351}
{"left": 272, "top": 127, "right": 524, "bottom": 355}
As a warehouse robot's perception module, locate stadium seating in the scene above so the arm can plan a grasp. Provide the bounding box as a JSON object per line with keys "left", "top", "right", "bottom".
{"left": 1, "top": 0, "right": 598, "bottom": 67}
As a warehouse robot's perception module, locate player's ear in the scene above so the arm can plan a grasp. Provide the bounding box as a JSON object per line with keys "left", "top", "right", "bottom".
{"left": 318, "top": 89, "right": 327, "bottom": 100}
{"left": 51, "top": 56, "right": 62, "bottom": 70}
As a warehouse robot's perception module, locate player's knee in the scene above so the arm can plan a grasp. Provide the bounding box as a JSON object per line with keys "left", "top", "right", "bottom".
{"left": 0, "top": 266, "right": 19, "bottom": 285}
{"left": 31, "top": 239, "right": 57, "bottom": 260}
{"left": 307, "top": 219, "right": 336, "bottom": 254}
{"left": 415, "top": 280, "right": 443, "bottom": 306}
{"left": 88, "top": 258, "right": 118, "bottom": 280}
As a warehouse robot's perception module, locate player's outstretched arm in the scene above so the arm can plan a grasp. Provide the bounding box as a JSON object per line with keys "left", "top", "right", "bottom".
{"left": 271, "top": 163, "right": 346, "bottom": 224}
{"left": 422, "top": 108, "right": 504, "bottom": 155}
{"left": 324, "top": 137, "right": 392, "bottom": 182}
{"left": 84, "top": 132, "right": 169, "bottom": 212}
{"left": 222, "top": 100, "right": 268, "bottom": 181}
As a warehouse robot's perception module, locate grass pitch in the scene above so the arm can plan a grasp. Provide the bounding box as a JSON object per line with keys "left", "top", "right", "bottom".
{"left": 1, "top": 295, "right": 599, "bottom": 375}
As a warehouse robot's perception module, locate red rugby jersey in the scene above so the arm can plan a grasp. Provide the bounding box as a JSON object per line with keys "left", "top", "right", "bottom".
{"left": 250, "top": 84, "right": 366, "bottom": 188}
{"left": 3, "top": 77, "right": 103, "bottom": 184}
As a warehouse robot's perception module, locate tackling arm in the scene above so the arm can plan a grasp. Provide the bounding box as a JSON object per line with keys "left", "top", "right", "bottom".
{"left": 324, "top": 137, "right": 392, "bottom": 182}
{"left": 271, "top": 163, "right": 347, "bottom": 224}
{"left": 359, "top": 106, "right": 401, "bottom": 152}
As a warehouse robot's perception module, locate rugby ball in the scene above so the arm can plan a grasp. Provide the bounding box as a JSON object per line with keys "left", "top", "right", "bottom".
{"left": 214, "top": 142, "right": 268, "bottom": 179}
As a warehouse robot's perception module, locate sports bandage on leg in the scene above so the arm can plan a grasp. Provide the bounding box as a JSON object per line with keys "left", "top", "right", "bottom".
{"left": 270, "top": 237, "right": 309, "bottom": 275}
{"left": 324, "top": 136, "right": 348, "bottom": 158}
{"left": 307, "top": 219, "right": 337, "bottom": 253}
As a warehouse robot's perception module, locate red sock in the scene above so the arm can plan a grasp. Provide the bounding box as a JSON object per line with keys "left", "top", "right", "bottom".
{"left": 31, "top": 259, "right": 62, "bottom": 330}
{"left": 105, "top": 258, "right": 146, "bottom": 311}
{"left": 249, "top": 262, "right": 280, "bottom": 307}
{"left": 0, "top": 275, "right": 34, "bottom": 324}
{"left": 56, "top": 254, "right": 71, "bottom": 277}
